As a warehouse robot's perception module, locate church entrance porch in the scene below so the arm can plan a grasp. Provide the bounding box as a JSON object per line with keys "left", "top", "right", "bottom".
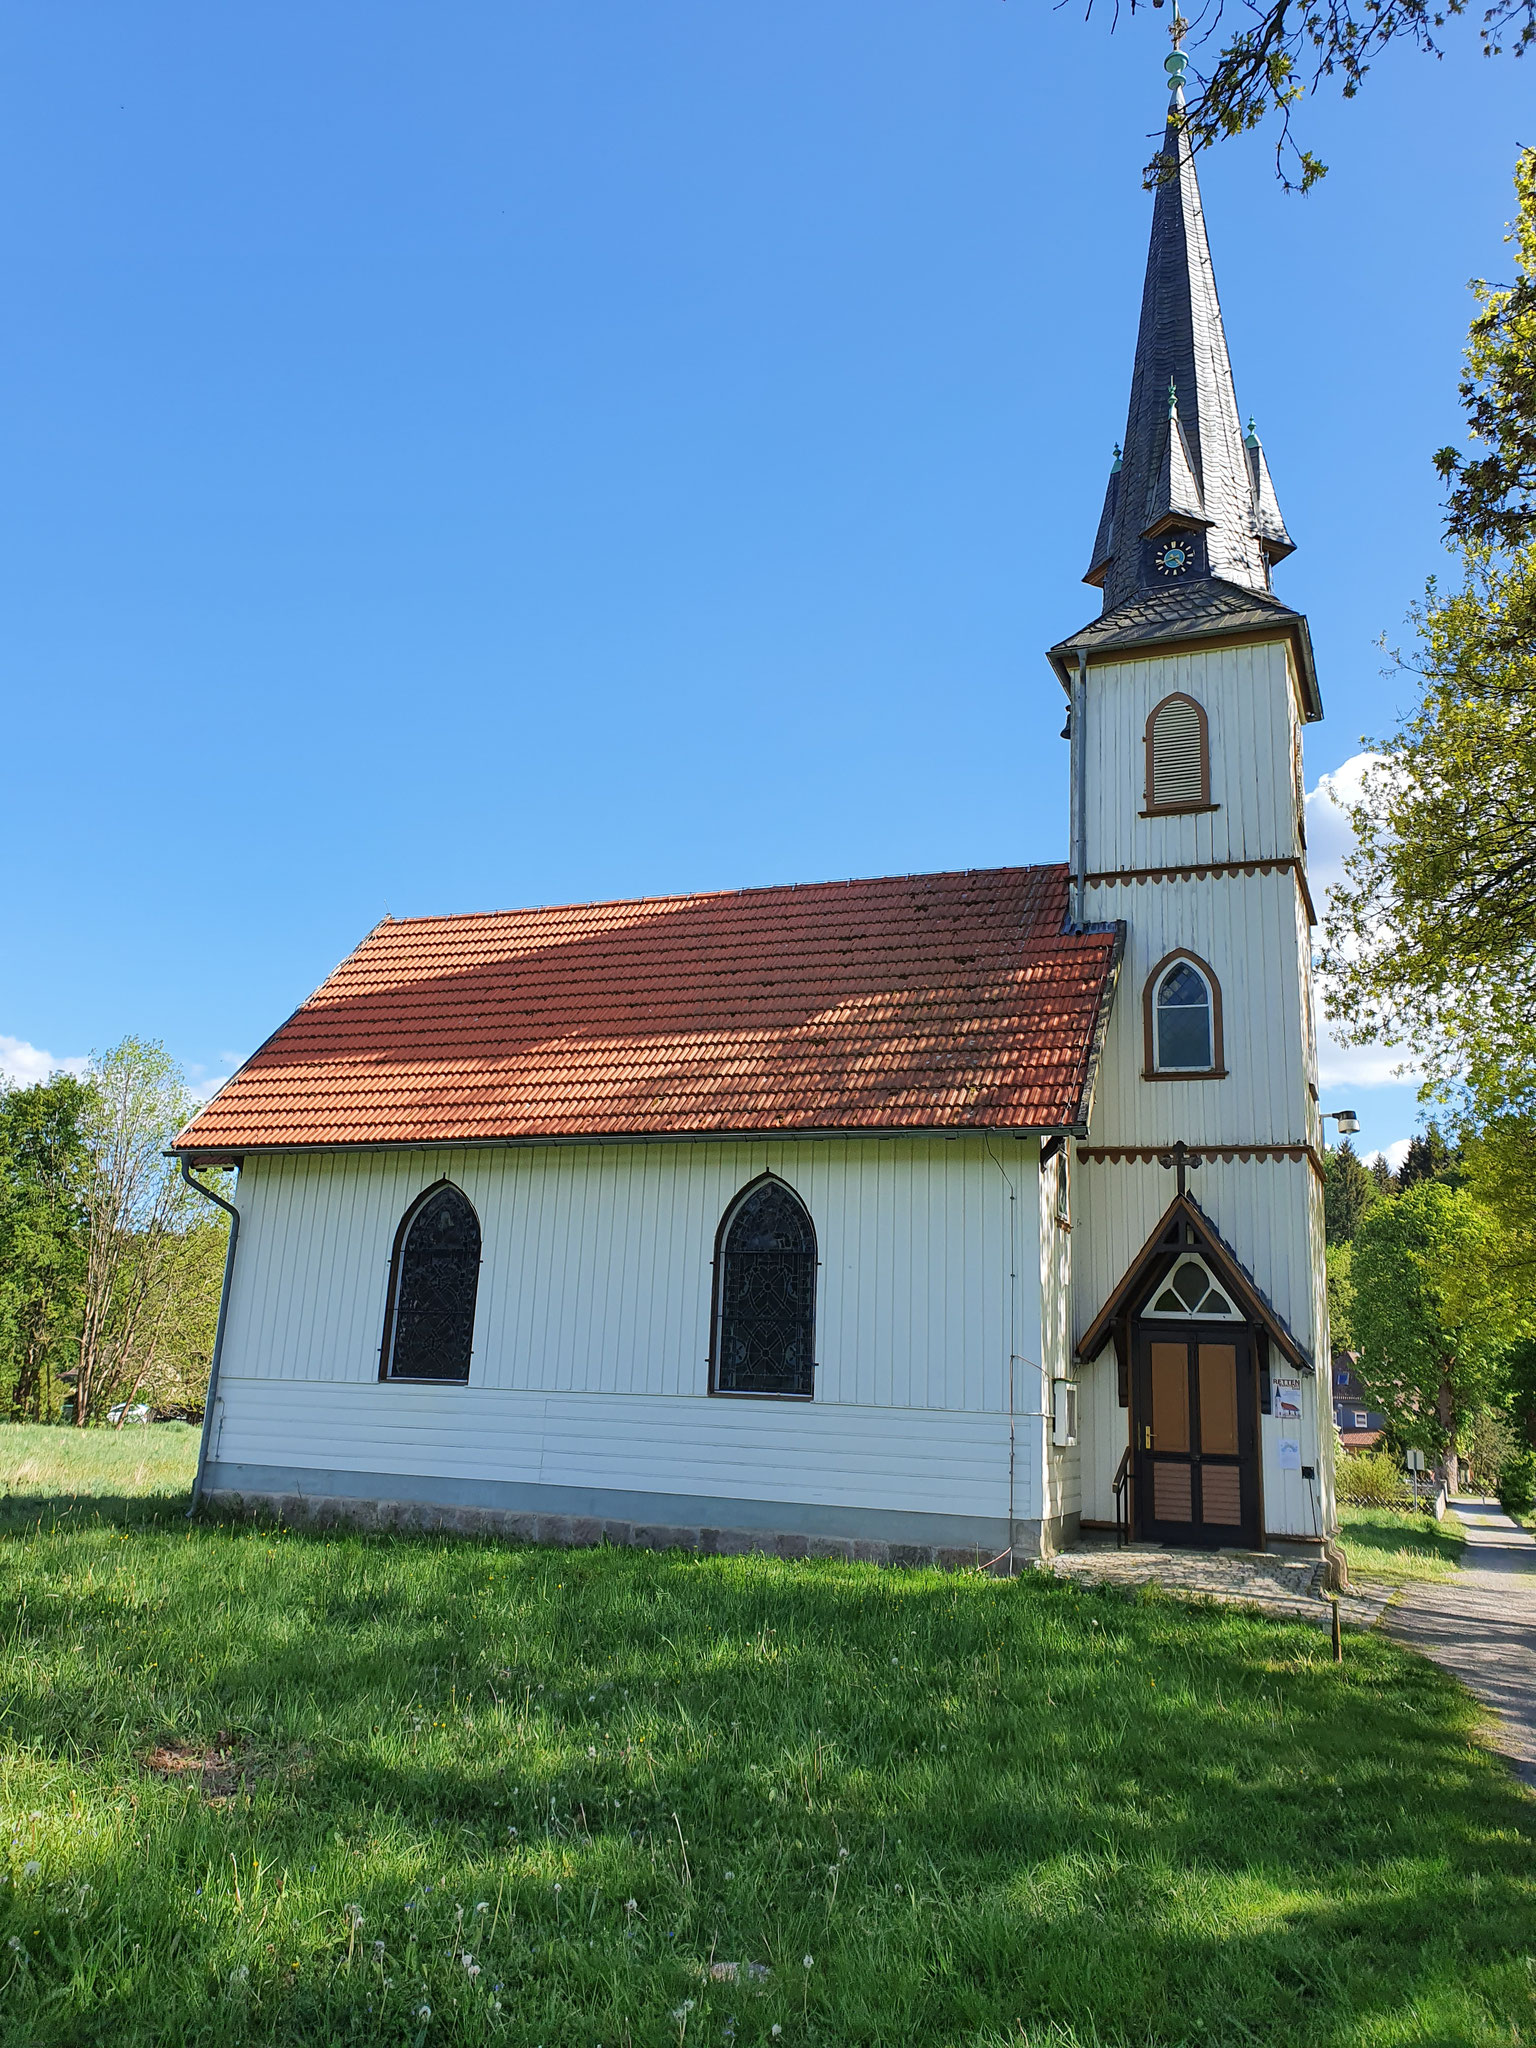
{"left": 1132, "top": 1326, "right": 1260, "bottom": 1549}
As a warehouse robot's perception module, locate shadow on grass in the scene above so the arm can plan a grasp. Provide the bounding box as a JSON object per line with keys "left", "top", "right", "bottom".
{"left": 2, "top": 1504, "right": 1533, "bottom": 2046}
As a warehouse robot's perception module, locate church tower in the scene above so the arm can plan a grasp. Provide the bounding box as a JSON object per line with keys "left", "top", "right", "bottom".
{"left": 1049, "top": 32, "right": 1332, "bottom": 1553}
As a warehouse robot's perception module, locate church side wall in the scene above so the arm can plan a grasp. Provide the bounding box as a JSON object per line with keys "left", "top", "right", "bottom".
{"left": 205, "top": 1133, "right": 1064, "bottom": 1555}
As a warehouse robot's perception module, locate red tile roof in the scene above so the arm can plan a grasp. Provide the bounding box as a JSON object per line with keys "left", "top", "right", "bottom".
{"left": 174, "top": 865, "right": 1122, "bottom": 1158}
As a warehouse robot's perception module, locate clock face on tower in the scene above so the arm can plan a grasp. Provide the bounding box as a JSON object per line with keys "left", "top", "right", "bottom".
{"left": 1153, "top": 534, "right": 1194, "bottom": 577}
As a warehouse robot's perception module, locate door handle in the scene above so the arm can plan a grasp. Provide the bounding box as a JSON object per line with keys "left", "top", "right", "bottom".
{"left": 1143, "top": 1425, "right": 1153, "bottom": 1450}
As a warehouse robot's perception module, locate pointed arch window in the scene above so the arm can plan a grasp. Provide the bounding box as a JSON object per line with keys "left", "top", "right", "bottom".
{"left": 1144, "top": 692, "right": 1213, "bottom": 814}
{"left": 1143, "top": 952, "right": 1225, "bottom": 1079}
{"left": 379, "top": 1182, "right": 481, "bottom": 1383}
{"left": 711, "top": 1177, "right": 817, "bottom": 1399}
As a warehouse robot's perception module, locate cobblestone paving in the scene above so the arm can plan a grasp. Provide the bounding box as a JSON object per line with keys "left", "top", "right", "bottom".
{"left": 1049, "top": 1544, "right": 1393, "bottom": 1629}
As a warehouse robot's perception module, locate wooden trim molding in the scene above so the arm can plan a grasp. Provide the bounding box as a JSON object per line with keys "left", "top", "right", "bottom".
{"left": 1076, "top": 1141, "right": 1327, "bottom": 1186}
{"left": 1085, "top": 856, "right": 1318, "bottom": 927}
{"left": 1143, "top": 691, "right": 1210, "bottom": 812}
{"left": 1142, "top": 948, "right": 1224, "bottom": 1081}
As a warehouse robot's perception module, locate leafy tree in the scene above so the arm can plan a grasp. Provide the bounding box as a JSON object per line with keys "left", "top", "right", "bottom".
{"left": 1325, "top": 1239, "right": 1355, "bottom": 1350}
{"left": 0, "top": 1075, "right": 90, "bottom": 1420}
{"left": 75, "top": 1039, "right": 215, "bottom": 1427}
{"left": 1120, "top": 4, "right": 1534, "bottom": 191}
{"left": 1435, "top": 148, "right": 1536, "bottom": 561}
{"left": 1322, "top": 1138, "right": 1376, "bottom": 1242}
{"left": 1324, "top": 154, "right": 1536, "bottom": 1125}
{"left": 1350, "top": 1182, "right": 1525, "bottom": 1489}
{"left": 1506, "top": 1335, "right": 1536, "bottom": 1450}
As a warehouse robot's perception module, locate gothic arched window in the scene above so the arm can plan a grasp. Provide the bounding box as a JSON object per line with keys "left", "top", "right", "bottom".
{"left": 379, "top": 1182, "right": 482, "bottom": 1383}
{"left": 1144, "top": 692, "right": 1211, "bottom": 813}
{"left": 711, "top": 1177, "right": 817, "bottom": 1399}
{"left": 1143, "top": 952, "right": 1225, "bottom": 1078}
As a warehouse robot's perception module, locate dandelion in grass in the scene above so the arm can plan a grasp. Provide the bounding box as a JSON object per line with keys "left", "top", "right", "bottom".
{"left": 803, "top": 1956, "right": 814, "bottom": 1970}
{"left": 625, "top": 1898, "right": 638, "bottom": 1914}
{"left": 418, "top": 2004, "right": 432, "bottom": 2020}
{"left": 475, "top": 1901, "right": 488, "bottom": 1914}
{"left": 22, "top": 1862, "right": 40, "bottom": 1880}
{"left": 772, "top": 2028, "right": 782, "bottom": 2039}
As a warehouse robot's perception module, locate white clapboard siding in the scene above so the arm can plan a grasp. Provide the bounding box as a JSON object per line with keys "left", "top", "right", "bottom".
{"left": 225, "top": 1135, "right": 1043, "bottom": 1410}
{"left": 211, "top": 1378, "right": 1026, "bottom": 1521}
{"left": 1082, "top": 641, "right": 1301, "bottom": 877}
{"left": 1078, "top": 1351, "right": 1123, "bottom": 1525}
{"left": 1038, "top": 1144, "right": 1079, "bottom": 1521}
{"left": 1081, "top": 868, "right": 1310, "bottom": 1149}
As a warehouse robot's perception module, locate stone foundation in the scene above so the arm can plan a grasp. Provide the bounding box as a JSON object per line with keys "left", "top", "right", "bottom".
{"left": 200, "top": 1486, "right": 1056, "bottom": 1572}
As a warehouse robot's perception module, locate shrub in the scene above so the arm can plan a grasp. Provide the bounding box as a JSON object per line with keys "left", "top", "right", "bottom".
{"left": 1336, "top": 1449, "right": 1417, "bottom": 1508}
{"left": 1498, "top": 1449, "right": 1536, "bottom": 1517}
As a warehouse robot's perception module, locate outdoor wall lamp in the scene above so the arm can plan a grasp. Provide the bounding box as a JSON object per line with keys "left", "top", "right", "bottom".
{"left": 1321, "top": 1109, "right": 1361, "bottom": 1137}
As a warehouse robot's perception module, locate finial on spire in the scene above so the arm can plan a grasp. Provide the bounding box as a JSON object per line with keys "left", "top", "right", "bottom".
{"left": 1167, "top": 377, "right": 1179, "bottom": 420}
{"left": 1244, "top": 416, "right": 1261, "bottom": 448}
{"left": 1110, "top": 443, "right": 1122, "bottom": 473}
{"left": 1164, "top": 1, "right": 1189, "bottom": 95}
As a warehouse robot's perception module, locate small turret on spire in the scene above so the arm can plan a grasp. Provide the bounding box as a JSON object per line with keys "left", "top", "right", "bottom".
{"left": 1244, "top": 417, "right": 1295, "bottom": 566}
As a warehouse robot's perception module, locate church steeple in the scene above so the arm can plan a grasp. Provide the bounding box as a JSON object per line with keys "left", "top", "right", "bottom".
{"left": 1084, "top": 21, "right": 1293, "bottom": 610}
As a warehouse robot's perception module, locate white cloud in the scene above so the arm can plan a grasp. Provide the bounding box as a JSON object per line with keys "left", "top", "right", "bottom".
{"left": 0, "top": 1035, "right": 89, "bottom": 1088}
{"left": 1366, "top": 1138, "right": 1413, "bottom": 1174}
{"left": 188, "top": 1073, "right": 232, "bottom": 1104}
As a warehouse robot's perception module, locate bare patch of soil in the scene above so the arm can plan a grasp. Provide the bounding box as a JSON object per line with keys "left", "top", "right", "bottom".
{"left": 144, "top": 1733, "right": 245, "bottom": 1803}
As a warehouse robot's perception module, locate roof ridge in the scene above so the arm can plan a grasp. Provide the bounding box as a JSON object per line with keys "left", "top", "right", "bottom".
{"left": 366, "top": 862, "right": 1072, "bottom": 931}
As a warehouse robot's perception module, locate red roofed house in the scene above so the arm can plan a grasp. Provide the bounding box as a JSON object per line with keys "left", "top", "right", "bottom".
{"left": 173, "top": 60, "right": 1334, "bottom": 1563}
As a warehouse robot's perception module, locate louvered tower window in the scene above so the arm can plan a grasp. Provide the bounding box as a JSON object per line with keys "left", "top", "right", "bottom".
{"left": 712, "top": 1178, "right": 817, "bottom": 1399}
{"left": 380, "top": 1182, "right": 481, "bottom": 1382}
{"left": 1146, "top": 693, "right": 1210, "bottom": 811}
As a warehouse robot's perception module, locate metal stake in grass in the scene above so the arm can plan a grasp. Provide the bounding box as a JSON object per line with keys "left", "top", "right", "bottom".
{"left": 1331, "top": 1597, "right": 1343, "bottom": 1664}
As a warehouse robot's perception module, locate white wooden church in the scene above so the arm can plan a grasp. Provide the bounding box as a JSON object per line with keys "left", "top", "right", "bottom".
{"left": 175, "top": 59, "right": 1335, "bottom": 1564}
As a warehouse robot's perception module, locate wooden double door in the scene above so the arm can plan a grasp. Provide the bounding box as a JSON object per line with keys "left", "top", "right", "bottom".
{"left": 1132, "top": 1327, "right": 1260, "bottom": 1549}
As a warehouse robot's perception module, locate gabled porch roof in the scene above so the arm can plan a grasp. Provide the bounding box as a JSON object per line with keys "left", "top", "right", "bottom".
{"left": 1076, "top": 1190, "right": 1312, "bottom": 1372}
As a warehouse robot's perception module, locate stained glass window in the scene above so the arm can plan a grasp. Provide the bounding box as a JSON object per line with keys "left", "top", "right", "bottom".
{"left": 382, "top": 1183, "right": 481, "bottom": 1382}
{"left": 714, "top": 1180, "right": 817, "bottom": 1399}
{"left": 1154, "top": 961, "right": 1214, "bottom": 1071}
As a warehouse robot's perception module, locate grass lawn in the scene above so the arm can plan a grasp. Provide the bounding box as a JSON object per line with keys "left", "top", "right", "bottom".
{"left": 1337, "top": 1506, "right": 1468, "bottom": 1585}
{"left": 1, "top": 1443, "right": 1533, "bottom": 2045}
{"left": 0, "top": 1419, "right": 199, "bottom": 1503}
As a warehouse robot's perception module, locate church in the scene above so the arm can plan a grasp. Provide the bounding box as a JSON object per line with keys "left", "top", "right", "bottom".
{"left": 174, "top": 50, "right": 1335, "bottom": 1565}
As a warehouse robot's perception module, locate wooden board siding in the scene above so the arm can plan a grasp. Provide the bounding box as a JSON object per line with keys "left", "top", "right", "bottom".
{"left": 1082, "top": 868, "right": 1310, "bottom": 1147}
{"left": 1081, "top": 641, "right": 1300, "bottom": 876}
{"left": 211, "top": 1134, "right": 1054, "bottom": 1533}
{"left": 207, "top": 1379, "right": 1022, "bottom": 1526}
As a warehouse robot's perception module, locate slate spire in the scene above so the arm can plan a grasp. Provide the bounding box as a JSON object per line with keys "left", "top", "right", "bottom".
{"left": 1085, "top": 26, "right": 1293, "bottom": 609}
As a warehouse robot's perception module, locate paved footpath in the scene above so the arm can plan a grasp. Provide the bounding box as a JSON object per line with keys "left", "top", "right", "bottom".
{"left": 1382, "top": 1498, "right": 1536, "bottom": 1791}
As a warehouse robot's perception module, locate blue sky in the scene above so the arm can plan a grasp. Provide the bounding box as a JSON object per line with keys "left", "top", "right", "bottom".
{"left": 1, "top": 2, "right": 1526, "bottom": 1160}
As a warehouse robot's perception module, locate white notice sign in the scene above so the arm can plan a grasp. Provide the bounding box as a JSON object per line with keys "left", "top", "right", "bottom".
{"left": 1276, "top": 1438, "right": 1302, "bottom": 1471}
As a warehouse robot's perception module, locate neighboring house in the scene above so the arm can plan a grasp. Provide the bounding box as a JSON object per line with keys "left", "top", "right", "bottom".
{"left": 173, "top": 54, "right": 1333, "bottom": 1563}
{"left": 1333, "top": 1351, "right": 1386, "bottom": 1451}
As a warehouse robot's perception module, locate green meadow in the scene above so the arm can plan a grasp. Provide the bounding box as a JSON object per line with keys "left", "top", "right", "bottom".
{"left": 0, "top": 1427, "right": 1531, "bottom": 2047}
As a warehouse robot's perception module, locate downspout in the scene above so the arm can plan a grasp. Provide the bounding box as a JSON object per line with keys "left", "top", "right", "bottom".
{"left": 1068, "top": 651, "right": 1088, "bottom": 927}
{"left": 180, "top": 1159, "right": 240, "bottom": 1514}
